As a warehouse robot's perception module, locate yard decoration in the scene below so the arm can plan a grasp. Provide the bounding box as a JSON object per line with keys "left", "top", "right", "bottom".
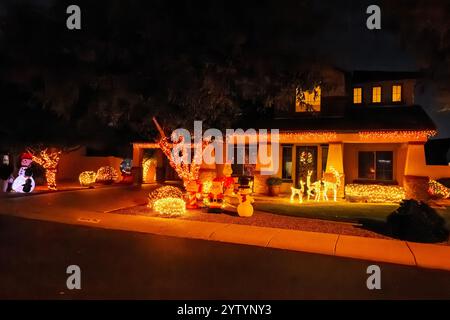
{"left": 207, "top": 177, "right": 224, "bottom": 213}
{"left": 321, "top": 166, "right": 342, "bottom": 202}
{"left": 28, "top": 148, "right": 61, "bottom": 190}
{"left": 306, "top": 170, "right": 320, "bottom": 201}
{"left": 428, "top": 179, "right": 450, "bottom": 199}
{"left": 237, "top": 186, "right": 254, "bottom": 217}
{"left": 79, "top": 171, "right": 97, "bottom": 187}
{"left": 148, "top": 185, "right": 184, "bottom": 209}
{"left": 119, "top": 159, "right": 133, "bottom": 184}
{"left": 0, "top": 154, "right": 14, "bottom": 193}
{"left": 12, "top": 152, "right": 35, "bottom": 193}
{"left": 153, "top": 197, "right": 186, "bottom": 216}
{"left": 96, "top": 166, "right": 118, "bottom": 184}
{"left": 222, "top": 164, "right": 235, "bottom": 196}
{"left": 290, "top": 181, "right": 305, "bottom": 203}
{"left": 186, "top": 179, "right": 202, "bottom": 209}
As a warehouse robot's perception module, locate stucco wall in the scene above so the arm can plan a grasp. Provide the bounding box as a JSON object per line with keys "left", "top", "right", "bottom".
{"left": 405, "top": 143, "right": 450, "bottom": 179}
{"left": 343, "top": 143, "right": 406, "bottom": 185}
{"left": 57, "top": 147, "right": 123, "bottom": 181}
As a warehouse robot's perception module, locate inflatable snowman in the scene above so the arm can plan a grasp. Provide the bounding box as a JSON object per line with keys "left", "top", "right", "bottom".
{"left": 12, "top": 152, "right": 35, "bottom": 193}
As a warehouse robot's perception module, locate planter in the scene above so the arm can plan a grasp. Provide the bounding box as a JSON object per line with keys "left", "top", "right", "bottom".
{"left": 268, "top": 185, "right": 280, "bottom": 196}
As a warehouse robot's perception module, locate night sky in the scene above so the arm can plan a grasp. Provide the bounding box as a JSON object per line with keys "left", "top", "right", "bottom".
{"left": 0, "top": 0, "right": 449, "bottom": 153}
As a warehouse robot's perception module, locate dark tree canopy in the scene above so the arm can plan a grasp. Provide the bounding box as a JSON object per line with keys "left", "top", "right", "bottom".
{"left": 0, "top": 0, "right": 449, "bottom": 153}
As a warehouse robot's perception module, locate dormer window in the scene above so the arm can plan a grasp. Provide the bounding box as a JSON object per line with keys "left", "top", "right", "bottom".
{"left": 372, "top": 86, "right": 382, "bottom": 103}
{"left": 392, "top": 85, "right": 402, "bottom": 102}
{"left": 295, "top": 86, "right": 321, "bottom": 112}
{"left": 353, "top": 87, "right": 362, "bottom": 104}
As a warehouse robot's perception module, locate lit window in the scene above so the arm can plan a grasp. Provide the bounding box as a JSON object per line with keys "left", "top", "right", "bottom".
{"left": 353, "top": 87, "right": 362, "bottom": 104}
{"left": 372, "top": 86, "right": 381, "bottom": 103}
{"left": 392, "top": 85, "right": 402, "bottom": 102}
{"left": 296, "top": 86, "right": 321, "bottom": 112}
{"left": 358, "top": 151, "right": 393, "bottom": 180}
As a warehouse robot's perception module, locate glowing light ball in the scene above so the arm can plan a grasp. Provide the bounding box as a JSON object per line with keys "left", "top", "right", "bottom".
{"left": 148, "top": 185, "right": 184, "bottom": 208}
{"left": 79, "top": 171, "right": 97, "bottom": 187}
{"left": 96, "top": 166, "right": 118, "bottom": 184}
{"left": 120, "top": 159, "right": 133, "bottom": 175}
{"left": 153, "top": 197, "right": 186, "bottom": 216}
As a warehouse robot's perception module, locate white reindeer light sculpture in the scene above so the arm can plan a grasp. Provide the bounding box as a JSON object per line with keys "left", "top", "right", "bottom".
{"left": 290, "top": 180, "right": 305, "bottom": 203}
{"left": 322, "top": 166, "right": 342, "bottom": 202}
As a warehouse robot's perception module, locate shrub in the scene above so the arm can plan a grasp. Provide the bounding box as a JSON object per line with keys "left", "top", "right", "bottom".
{"left": 266, "top": 177, "right": 283, "bottom": 186}
{"left": 79, "top": 171, "right": 97, "bottom": 187}
{"left": 148, "top": 185, "right": 184, "bottom": 208}
{"left": 437, "top": 178, "right": 450, "bottom": 189}
{"left": 153, "top": 197, "right": 186, "bottom": 216}
{"left": 386, "top": 199, "right": 449, "bottom": 243}
{"left": 345, "top": 184, "right": 405, "bottom": 203}
{"left": 96, "top": 166, "right": 118, "bottom": 184}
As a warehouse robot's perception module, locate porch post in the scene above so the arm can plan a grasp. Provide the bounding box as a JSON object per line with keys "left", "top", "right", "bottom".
{"left": 326, "top": 142, "right": 345, "bottom": 198}
{"left": 132, "top": 144, "right": 144, "bottom": 184}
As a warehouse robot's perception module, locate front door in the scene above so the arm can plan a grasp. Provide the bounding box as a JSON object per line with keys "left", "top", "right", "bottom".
{"left": 295, "top": 146, "right": 318, "bottom": 188}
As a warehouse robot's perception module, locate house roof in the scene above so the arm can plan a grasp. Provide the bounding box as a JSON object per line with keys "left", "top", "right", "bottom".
{"left": 243, "top": 105, "right": 436, "bottom": 132}
{"left": 351, "top": 70, "right": 422, "bottom": 83}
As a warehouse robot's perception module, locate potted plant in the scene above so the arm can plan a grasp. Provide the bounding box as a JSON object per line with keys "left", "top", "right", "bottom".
{"left": 266, "top": 177, "right": 283, "bottom": 196}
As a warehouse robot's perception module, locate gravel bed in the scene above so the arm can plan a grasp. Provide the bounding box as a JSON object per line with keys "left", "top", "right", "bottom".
{"left": 113, "top": 204, "right": 392, "bottom": 239}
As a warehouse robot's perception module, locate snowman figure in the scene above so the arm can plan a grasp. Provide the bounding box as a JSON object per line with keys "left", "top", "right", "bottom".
{"left": 12, "top": 152, "right": 35, "bottom": 193}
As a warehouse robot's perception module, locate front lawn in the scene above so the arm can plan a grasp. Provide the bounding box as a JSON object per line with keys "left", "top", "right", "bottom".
{"left": 254, "top": 201, "right": 400, "bottom": 224}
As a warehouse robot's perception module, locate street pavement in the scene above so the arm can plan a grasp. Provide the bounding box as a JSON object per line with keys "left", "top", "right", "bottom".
{"left": 0, "top": 185, "right": 450, "bottom": 299}
{"left": 1, "top": 214, "right": 450, "bottom": 299}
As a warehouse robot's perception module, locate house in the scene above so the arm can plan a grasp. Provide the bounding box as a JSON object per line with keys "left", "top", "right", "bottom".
{"left": 132, "top": 68, "right": 450, "bottom": 199}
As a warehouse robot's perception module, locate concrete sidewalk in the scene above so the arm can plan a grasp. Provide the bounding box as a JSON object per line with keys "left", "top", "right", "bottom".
{"left": 1, "top": 186, "right": 449, "bottom": 272}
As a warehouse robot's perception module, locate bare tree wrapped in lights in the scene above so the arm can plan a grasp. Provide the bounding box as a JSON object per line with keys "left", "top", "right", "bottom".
{"left": 27, "top": 147, "right": 62, "bottom": 190}
{"left": 152, "top": 117, "right": 209, "bottom": 188}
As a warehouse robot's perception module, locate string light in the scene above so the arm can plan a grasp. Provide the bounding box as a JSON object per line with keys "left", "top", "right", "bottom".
{"left": 345, "top": 184, "right": 405, "bottom": 203}
{"left": 153, "top": 197, "right": 186, "bottom": 216}
{"left": 79, "top": 171, "right": 97, "bottom": 187}
{"left": 29, "top": 148, "right": 62, "bottom": 190}
{"left": 428, "top": 179, "right": 450, "bottom": 199}
{"left": 148, "top": 185, "right": 184, "bottom": 208}
{"left": 96, "top": 166, "right": 118, "bottom": 183}
{"left": 142, "top": 158, "right": 156, "bottom": 183}
{"left": 358, "top": 130, "right": 436, "bottom": 141}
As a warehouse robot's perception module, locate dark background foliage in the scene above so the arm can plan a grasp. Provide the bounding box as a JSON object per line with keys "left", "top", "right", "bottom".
{"left": 0, "top": 0, "right": 449, "bottom": 156}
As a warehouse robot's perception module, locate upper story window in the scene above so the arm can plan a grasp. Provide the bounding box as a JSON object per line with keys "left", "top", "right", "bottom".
{"left": 353, "top": 87, "right": 362, "bottom": 104}
{"left": 392, "top": 85, "right": 402, "bottom": 102}
{"left": 295, "top": 86, "right": 321, "bottom": 112}
{"left": 372, "top": 86, "right": 382, "bottom": 103}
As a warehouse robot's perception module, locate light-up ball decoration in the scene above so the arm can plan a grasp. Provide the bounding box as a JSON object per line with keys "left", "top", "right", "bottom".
{"left": 148, "top": 185, "right": 184, "bottom": 208}
{"left": 96, "top": 166, "right": 119, "bottom": 184}
{"left": 79, "top": 171, "right": 97, "bottom": 187}
{"left": 153, "top": 197, "right": 186, "bottom": 216}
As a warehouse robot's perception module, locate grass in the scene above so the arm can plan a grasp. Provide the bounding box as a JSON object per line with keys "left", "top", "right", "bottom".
{"left": 254, "top": 201, "right": 400, "bottom": 224}
{"left": 255, "top": 199, "right": 450, "bottom": 230}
